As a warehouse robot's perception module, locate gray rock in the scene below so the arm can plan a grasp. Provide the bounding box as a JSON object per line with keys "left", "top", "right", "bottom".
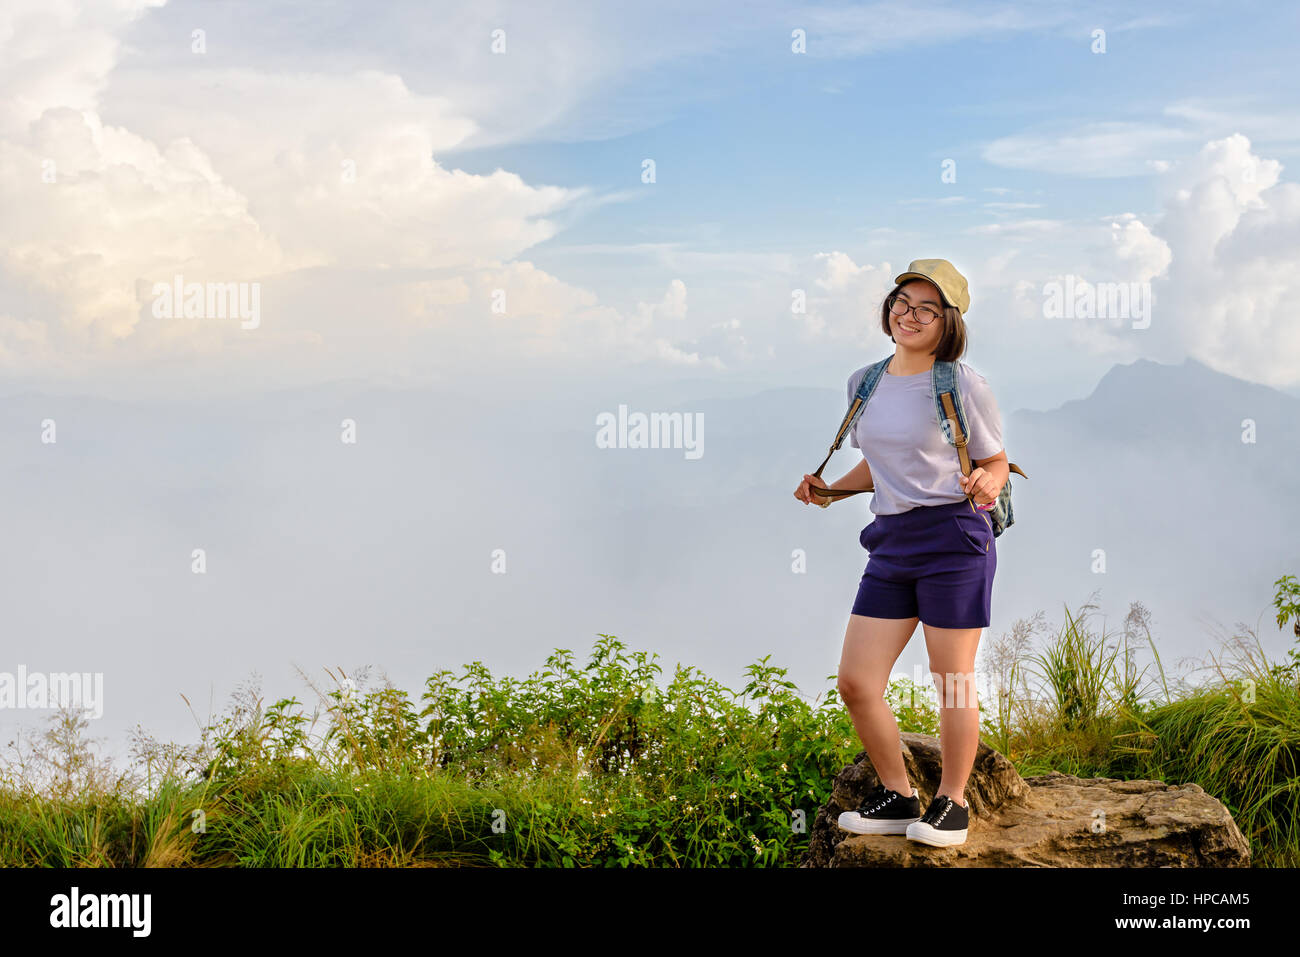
{"left": 801, "top": 731, "right": 1251, "bottom": 867}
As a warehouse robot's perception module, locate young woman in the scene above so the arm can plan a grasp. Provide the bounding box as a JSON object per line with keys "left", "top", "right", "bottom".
{"left": 792, "top": 259, "right": 1008, "bottom": 848}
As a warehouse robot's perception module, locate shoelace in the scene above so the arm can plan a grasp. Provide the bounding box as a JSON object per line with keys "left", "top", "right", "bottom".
{"left": 857, "top": 784, "right": 899, "bottom": 814}
{"left": 920, "top": 796, "right": 955, "bottom": 826}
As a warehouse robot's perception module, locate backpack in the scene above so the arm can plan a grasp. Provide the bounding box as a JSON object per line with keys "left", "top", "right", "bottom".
{"left": 809, "top": 356, "right": 1027, "bottom": 536}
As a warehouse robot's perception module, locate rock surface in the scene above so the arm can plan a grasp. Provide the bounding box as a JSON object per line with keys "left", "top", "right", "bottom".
{"left": 800, "top": 732, "right": 1251, "bottom": 867}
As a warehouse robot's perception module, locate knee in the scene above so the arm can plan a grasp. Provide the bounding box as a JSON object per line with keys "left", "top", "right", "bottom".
{"left": 926, "top": 665, "right": 978, "bottom": 705}
{"left": 837, "top": 672, "right": 886, "bottom": 704}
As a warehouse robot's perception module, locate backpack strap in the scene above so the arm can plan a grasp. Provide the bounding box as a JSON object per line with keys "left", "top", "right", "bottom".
{"left": 939, "top": 389, "right": 976, "bottom": 506}
{"left": 934, "top": 359, "right": 1028, "bottom": 489}
{"left": 811, "top": 356, "right": 890, "bottom": 498}
{"left": 812, "top": 357, "right": 1028, "bottom": 504}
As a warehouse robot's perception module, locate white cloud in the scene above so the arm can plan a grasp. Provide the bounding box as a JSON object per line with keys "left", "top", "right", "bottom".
{"left": 813, "top": 251, "right": 872, "bottom": 294}
{"left": 799, "top": 1, "right": 1069, "bottom": 57}
{"left": 968, "top": 219, "right": 1065, "bottom": 236}
{"left": 1162, "top": 99, "right": 1300, "bottom": 148}
{"left": 804, "top": 134, "right": 1300, "bottom": 389}
{"left": 1107, "top": 213, "right": 1172, "bottom": 283}
{"left": 982, "top": 121, "right": 1197, "bottom": 177}
{"left": 630, "top": 279, "right": 688, "bottom": 333}
{"left": 657, "top": 279, "right": 689, "bottom": 321}
{"left": 1007, "top": 134, "right": 1299, "bottom": 384}
{"left": 800, "top": 252, "right": 896, "bottom": 343}
{"left": 0, "top": 0, "right": 723, "bottom": 384}
{"left": 5, "top": 5, "right": 1299, "bottom": 393}
{"left": 981, "top": 95, "right": 1300, "bottom": 181}
{"left": 102, "top": 67, "right": 576, "bottom": 270}
{"left": 1151, "top": 135, "right": 1299, "bottom": 384}
{"left": 0, "top": 107, "right": 289, "bottom": 355}
{"left": 0, "top": 0, "right": 166, "bottom": 135}
{"left": 897, "top": 196, "right": 968, "bottom": 206}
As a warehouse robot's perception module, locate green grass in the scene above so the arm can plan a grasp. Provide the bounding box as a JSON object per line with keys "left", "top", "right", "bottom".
{"left": 3, "top": 576, "right": 1298, "bottom": 867}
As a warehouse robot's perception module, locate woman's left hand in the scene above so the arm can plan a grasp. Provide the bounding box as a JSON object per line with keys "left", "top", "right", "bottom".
{"left": 960, "top": 467, "right": 997, "bottom": 506}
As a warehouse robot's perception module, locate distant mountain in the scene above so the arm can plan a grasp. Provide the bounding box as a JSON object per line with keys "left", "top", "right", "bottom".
{"left": 1022, "top": 356, "right": 1296, "bottom": 445}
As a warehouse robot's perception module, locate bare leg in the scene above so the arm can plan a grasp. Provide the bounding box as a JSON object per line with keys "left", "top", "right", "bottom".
{"left": 837, "top": 613, "right": 920, "bottom": 796}
{"left": 920, "top": 623, "right": 984, "bottom": 807}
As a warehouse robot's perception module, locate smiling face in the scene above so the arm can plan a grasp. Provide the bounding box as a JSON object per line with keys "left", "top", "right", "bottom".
{"left": 887, "top": 279, "right": 947, "bottom": 354}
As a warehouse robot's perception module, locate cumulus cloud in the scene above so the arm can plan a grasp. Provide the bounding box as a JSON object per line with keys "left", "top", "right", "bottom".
{"left": 1151, "top": 135, "right": 1299, "bottom": 383}
{"left": 0, "top": 0, "right": 721, "bottom": 387}
{"left": 5, "top": 4, "right": 1298, "bottom": 394}
{"left": 995, "top": 134, "right": 1298, "bottom": 384}
{"left": 0, "top": 0, "right": 165, "bottom": 135}
{"left": 1107, "top": 213, "right": 1172, "bottom": 283}
{"left": 631, "top": 279, "right": 688, "bottom": 332}
{"left": 796, "top": 252, "right": 896, "bottom": 342}
{"left": 103, "top": 68, "right": 573, "bottom": 271}
{"left": 796, "top": 132, "right": 1299, "bottom": 390}
{"left": 629, "top": 279, "right": 733, "bottom": 369}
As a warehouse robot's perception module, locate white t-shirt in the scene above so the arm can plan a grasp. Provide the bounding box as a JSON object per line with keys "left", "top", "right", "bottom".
{"left": 847, "top": 360, "right": 1004, "bottom": 515}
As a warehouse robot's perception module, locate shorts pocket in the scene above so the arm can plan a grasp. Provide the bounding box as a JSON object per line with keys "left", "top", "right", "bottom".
{"left": 952, "top": 512, "right": 991, "bottom": 554}
{"left": 860, "top": 521, "right": 883, "bottom": 552}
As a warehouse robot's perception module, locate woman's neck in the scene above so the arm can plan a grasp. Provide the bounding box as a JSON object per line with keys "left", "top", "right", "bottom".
{"left": 888, "top": 349, "right": 936, "bottom": 376}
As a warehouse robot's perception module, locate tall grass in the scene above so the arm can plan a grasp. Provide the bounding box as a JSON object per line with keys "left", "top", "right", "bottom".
{"left": 2, "top": 577, "right": 1298, "bottom": 866}
{"left": 0, "top": 638, "right": 890, "bottom": 867}
{"left": 977, "top": 586, "right": 1300, "bottom": 866}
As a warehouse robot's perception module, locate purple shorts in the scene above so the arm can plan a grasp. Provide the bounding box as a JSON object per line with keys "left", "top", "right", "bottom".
{"left": 850, "top": 498, "right": 996, "bottom": 629}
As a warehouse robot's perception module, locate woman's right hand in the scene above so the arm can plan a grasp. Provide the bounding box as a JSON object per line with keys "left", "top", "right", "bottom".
{"left": 794, "top": 473, "right": 832, "bottom": 507}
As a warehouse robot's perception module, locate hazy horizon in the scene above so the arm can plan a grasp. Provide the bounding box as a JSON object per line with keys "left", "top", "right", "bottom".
{"left": 2, "top": 0, "right": 1299, "bottom": 778}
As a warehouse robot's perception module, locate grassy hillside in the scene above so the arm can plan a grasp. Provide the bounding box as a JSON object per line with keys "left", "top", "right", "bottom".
{"left": 2, "top": 576, "right": 1297, "bottom": 867}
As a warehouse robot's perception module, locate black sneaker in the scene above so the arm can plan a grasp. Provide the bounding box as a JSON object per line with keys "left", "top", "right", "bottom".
{"left": 906, "top": 794, "right": 969, "bottom": 847}
{"left": 836, "top": 783, "right": 921, "bottom": 835}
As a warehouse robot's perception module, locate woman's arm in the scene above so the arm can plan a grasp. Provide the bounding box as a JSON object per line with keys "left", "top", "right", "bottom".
{"left": 829, "top": 457, "right": 873, "bottom": 494}
{"left": 799, "top": 368, "right": 877, "bottom": 506}
{"left": 797, "top": 457, "right": 874, "bottom": 506}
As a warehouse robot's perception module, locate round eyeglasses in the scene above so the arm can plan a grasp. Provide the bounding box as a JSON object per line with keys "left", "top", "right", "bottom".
{"left": 887, "top": 295, "right": 942, "bottom": 325}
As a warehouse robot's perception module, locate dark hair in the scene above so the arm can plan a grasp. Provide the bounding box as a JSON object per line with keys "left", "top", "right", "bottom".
{"left": 879, "top": 281, "right": 967, "bottom": 362}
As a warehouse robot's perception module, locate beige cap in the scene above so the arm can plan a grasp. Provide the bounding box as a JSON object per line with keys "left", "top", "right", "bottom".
{"left": 893, "top": 258, "right": 970, "bottom": 315}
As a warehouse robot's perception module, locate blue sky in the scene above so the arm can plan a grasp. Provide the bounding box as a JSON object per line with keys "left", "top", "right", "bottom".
{"left": 2, "top": 0, "right": 1298, "bottom": 405}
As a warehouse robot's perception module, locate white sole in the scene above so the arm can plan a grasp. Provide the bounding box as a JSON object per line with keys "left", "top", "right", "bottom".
{"left": 836, "top": 812, "right": 920, "bottom": 835}
{"left": 905, "top": 821, "right": 968, "bottom": 846}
